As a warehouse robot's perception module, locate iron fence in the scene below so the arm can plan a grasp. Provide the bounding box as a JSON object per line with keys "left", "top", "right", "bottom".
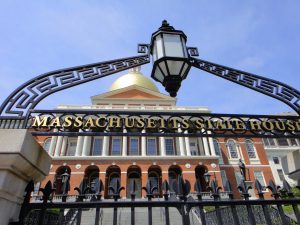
{"left": 13, "top": 176, "right": 300, "bottom": 225}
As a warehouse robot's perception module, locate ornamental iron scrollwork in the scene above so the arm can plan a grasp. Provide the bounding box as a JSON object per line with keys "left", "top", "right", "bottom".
{"left": 0, "top": 54, "right": 150, "bottom": 117}
{"left": 190, "top": 57, "right": 300, "bottom": 115}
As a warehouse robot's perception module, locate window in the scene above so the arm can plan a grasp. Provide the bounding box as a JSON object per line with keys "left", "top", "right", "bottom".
{"left": 213, "top": 139, "right": 221, "bottom": 156}
{"left": 111, "top": 137, "right": 122, "bottom": 155}
{"left": 277, "top": 138, "right": 289, "bottom": 146}
{"left": 190, "top": 139, "right": 199, "bottom": 156}
{"left": 273, "top": 157, "right": 280, "bottom": 164}
{"left": 129, "top": 137, "right": 139, "bottom": 155}
{"left": 234, "top": 171, "right": 243, "bottom": 186}
{"left": 227, "top": 140, "right": 238, "bottom": 159}
{"left": 92, "top": 138, "right": 103, "bottom": 156}
{"left": 254, "top": 171, "right": 266, "bottom": 187}
{"left": 263, "top": 138, "right": 275, "bottom": 147}
{"left": 43, "top": 138, "right": 52, "bottom": 152}
{"left": 289, "top": 138, "right": 298, "bottom": 146}
{"left": 165, "top": 138, "right": 175, "bottom": 155}
{"left": 277, "top": 169, "right": 285, "bottom": 181}
{"left": 220, "top": 170, "right": 228, "bottom": 187}
{"left": 67, "top": 139, "right": 77, "bottom": 156}
{"left": 147, "top": 138, "right": 157, "bottom": 155}
{"left": 245, "top": 140, "right": 257, "bottom": 159}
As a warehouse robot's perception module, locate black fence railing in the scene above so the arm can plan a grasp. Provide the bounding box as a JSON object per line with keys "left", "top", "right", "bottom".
{"left": 14, "top": 177, "right": 300, "bottom": 225}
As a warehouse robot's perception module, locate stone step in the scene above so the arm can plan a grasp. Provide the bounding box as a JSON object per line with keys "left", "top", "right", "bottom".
{"left": 78, "top": 206, "right": 202, "bottom": 225}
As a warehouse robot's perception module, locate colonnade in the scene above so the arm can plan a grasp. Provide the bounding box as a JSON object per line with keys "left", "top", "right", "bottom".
{"left": 48, "top": 128, "right": 216, "bottom": 157}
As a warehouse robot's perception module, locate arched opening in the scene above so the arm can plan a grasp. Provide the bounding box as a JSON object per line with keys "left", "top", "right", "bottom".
{"left": 105, "top": 165, "right": 121, "bottom": 199}
{"left": 195, "top": 165, "right": 208, "bottom": 191}
{"left": 127, "top": 165, "right": 142, "bottom": 198}
{"left": 84, "top": 165, "right": 100, "bottom": 192}
{"left": 54, "top": 166, "right": 71, "bottom": 194}
{"left": 148, "top": 165, "right": 162, "bottom": 197}
{"left": 168, "top": 165, "right": 182, "bottom": 193}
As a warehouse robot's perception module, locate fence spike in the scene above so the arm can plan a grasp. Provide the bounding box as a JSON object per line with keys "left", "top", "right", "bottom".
{"left": 162, "top": 180, "right": 169, "bottom": 194}
{"left": 39, "top": 180, "right": 55, "bottom": 203}
{"left": 238, "top": 179, "right": 252, "bottom": 200}
{"left": 255, "top": 179, "right": 264, "bottom": 197}
{"left": 267, "top": 179, "right": 280, "bottom": 199}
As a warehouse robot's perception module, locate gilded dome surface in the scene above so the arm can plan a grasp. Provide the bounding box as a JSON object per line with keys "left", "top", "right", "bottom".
{"left": 109, "top": 67, "right": 159, "bottom": 92}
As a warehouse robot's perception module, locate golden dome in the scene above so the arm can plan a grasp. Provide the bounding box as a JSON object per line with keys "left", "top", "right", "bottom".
{"left": 109, "top": 67, "right": 159, "bottom": 92}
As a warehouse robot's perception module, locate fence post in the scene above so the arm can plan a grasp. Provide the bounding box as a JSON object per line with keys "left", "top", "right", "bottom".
{"left": 38, "top": 181, "right": 55, "bottom": 225}
{"left": 174, "top": 176, "right": 191, "bottom": 225}
{"left": 18, "top": 180, "right": 34, "bottom": 225}
{"left": 282, "top": 179, "right": 300, "bottom": 224}
{"left": 194, "top": 179, "right": 207, "bottom": 225}
{"left": 238, "top": 179, "right": 256, "bottom": 225}
{"left": 162, "top": 180, "right": 170, "bottom": 225}
{"left": 91, "top": 179, "right": 103, "bottom": 225}
{"left": 208, "top": 180, "right": 223, "bottom": 225}
{"left": 223, "top": 180, "right": 240, "bottom": 225}
{"left": 254, "top": 179, "right": 272, "bottom": 225}
{"left": 267, "top": 179, "right": 290, "bottom": 225}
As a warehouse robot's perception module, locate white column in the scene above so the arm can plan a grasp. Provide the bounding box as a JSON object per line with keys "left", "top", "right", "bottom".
{"left": 48, "top": 129, "right": 58, "bottom": 156}
{"left": 208, "top": 131, "right": 216, "bottom": 156}
{"left": 54, "top": 135, "right": 63, "bottom": 157}
{"left": 60, "top": 136, "right": 68, "bottom": 156}
{"left": 202, "top": 137, "right": 210, "bottom": 156}
{"left": 160, "top": 137, "right": 166, "bottom": 156}
{"left": 82, "top": 134, "right": 92, "bottom": 156}
{"left": 198, "top": 137, "right": 205, "bottom": 156}
{"left": 184, "top": 130, "right": 191, "bottom": 156}
{"left": 122, "top": 128, "right": 127, "bottom": 156}
{"left": 102, "top": 134, "right": 109, "bottom": 156}
{"left": 178, "top": 127, "right": 186, "bottom": 156}
{"left": 75, "top": 130, "right": 84, "bottom": 156}
{"left": 141, "top": 129, "right": 146, "bottom": 156}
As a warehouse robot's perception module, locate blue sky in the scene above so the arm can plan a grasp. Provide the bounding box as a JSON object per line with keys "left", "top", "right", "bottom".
{"left": 0, "top": 1, "right": 299, "bottom": 115}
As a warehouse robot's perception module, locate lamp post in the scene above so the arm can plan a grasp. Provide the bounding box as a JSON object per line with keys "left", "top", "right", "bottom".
{"left": 61, "top": 170, "right": 70, "bottom": 195}
{"left": 150, "top": 20, "right": 191, "bottom": 97}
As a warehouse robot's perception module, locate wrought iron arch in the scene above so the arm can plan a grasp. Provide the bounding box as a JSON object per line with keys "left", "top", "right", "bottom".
{"left": 0, "top": 54, "right": 150, "bottom": 117}
{"left": 190, "top": 57, "right": 300, "bottom": 115}
{"left": 1, "top": 44, "right": 299, "bottom": 118}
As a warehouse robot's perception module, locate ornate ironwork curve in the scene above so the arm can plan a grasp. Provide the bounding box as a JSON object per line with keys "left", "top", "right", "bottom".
{"left": 0, "top": 54, "right": 150, "bottom": 117}
{"left": 190, "top": 57, "right": 300, "bottom": 115}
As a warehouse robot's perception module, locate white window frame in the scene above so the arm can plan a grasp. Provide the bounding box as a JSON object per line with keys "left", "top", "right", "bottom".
{"left": 67, "top": 138, "right": 77, "bottom": 156}
{"left": 111, "top": 136, "right": 122, "bottom": 156}
{"left": 147, "top": 137, "right": 157, "bottom": 155}
{"left": 92, "top": 137, "right": 103, "bottom": 156}
{"left": 226, "top": 139, "right": 240, "bottom": 161}
{"left": 189, "top": 138, "right": 199, "bottom": 156}
{"left": 213, "top": 139, "right": 224, "bottom": 164}
{"left": 129, "top": 137, "right": 140, "bottom": 155}
{"left": 165, "top": 138, "right": 175, "bottom": 155}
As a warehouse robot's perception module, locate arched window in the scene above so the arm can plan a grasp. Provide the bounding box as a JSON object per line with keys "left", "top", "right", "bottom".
{"left": 213, "top": 139, "right": 221, "bottom": 156}
{"left": 245, "top": 139, "right": 257, "bottom": 159}
{"left": 43, "top": 138, "right": 52, "bottom": 153}
{"left": 227, "top": 140, "right": 238, "bottom": 159}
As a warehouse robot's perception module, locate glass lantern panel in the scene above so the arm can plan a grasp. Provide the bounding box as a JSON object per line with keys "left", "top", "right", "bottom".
{"left": 158, "top": 61, "right": 168, "bottom": 76}
{"left": 155, "top": 35, "right": 164, "bottom": 59}
{"left": 163, "top": 34, "right": 184, "bottom": 57}
{"left": 181, "top": 63, "right": 189, "bottom": 78}
{"left": 153, "top": 67, "right": 164, "bottom": 82}
{"left": 166, "top": 60, "right": 184, "bottom": 76}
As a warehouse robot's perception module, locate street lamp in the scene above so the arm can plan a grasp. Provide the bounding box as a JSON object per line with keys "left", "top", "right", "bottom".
{"left": 150, "top": 20, "right": 191, "bottom": 97}
{"left": 61, "top": 170, "right": 70, "bottom": 195}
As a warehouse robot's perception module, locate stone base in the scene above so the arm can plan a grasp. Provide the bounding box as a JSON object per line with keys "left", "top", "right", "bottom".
{"left": 0, "top": 129, "right": 52, "bottom": 224}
